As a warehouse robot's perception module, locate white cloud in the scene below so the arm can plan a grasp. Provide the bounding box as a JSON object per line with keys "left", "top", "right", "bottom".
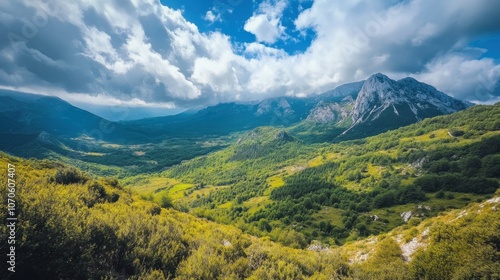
{"left": 204, "top": 10, "right": 221, "bottom": 23}
{"left": 82, "top": 27, "right": 133, "bottom": 74}
{"left": 244, "top": 0, "right": 288, "bottom": 44}
{"left": 0, "top": 84, "right": 175, "bottom": 108}
{"left": 413, "top": 52, "right": 500, "bottom": 102}
{"left": 412, "top": 23, "right": 438, "bottom": 46}
{"left": 287, "top": 0, "right": 500, "bottom": 98}
{"left": 244, "top": 42, "right": 287, "bottom": 58}
{"left": 0, "top": 0, "right": 499, "bottom": 111}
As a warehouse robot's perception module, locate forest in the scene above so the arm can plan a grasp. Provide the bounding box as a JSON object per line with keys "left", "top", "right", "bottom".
{"left": 1, "top": 151, "right": 499, "bottom": 279}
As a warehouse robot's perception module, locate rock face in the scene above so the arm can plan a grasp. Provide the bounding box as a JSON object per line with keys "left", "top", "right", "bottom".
{"left": 256, "top": 98, "right": 294, "bottom": 117}
{"left": 350, "top": 73, "right": 472, "bottom": 125}
{"left": 417, "top": 205, "right": 431, "bottom": 211}
{"left": 307, "top": 240, "right": 330, "bottom": 252}
{"left": 370, "top": 215, "right": 379, "bottom": 221}
{"left": 336, "top": 73, "right": 473, "bottom": 138}
{"left": 307, "top": 101, "right": 351, "bottom": 123}
{"left": 397, "top": 229, "right": 429, "bottom": 262}
{"left": 316, "top": 81, "right": 365, "bottom": 101}
{"left": 301, "top": 73, "right": 472, "bottom": 140}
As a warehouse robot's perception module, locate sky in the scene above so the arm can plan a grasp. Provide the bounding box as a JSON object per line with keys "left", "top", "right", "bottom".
{"left": 0, "top": 0, "right": 500, "bottom": 120}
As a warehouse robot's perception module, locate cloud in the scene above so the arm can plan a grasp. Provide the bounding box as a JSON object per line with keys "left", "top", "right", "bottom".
{"left": 289, "top": 0, "right": 500, "bottom": 98}
{"left": 413, "top": 52, "right": 500, "bottom": 102}
{"left": 244, "top": 0, "right": 288, "bottom": 44}
{"left": 0, "top": 0, "right": 499, "bottom": 113}
{"left": 0, "top": 0, "right": 205, "bottom": 107}
{"left": 204, "top": 10, "right": 222, "bottom": 23}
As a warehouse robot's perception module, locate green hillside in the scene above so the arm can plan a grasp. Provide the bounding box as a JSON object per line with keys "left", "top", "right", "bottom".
{"left": 1, "top": 152, "right": 499, "bottom": 279}
{"left": 130, "top": 104, "right": 500, "bottom": 246}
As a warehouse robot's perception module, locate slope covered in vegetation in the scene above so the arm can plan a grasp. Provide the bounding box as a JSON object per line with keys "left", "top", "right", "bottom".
{"left": 1, "top": 152, "right": 499, "bottom": 279}
{"left": 133, "top": 104, "right": 500, "bottom": 246}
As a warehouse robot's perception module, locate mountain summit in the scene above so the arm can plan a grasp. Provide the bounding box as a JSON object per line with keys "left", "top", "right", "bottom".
{"left": 340, "top": 73, "right": 472, "bottom": 137}
{"left": 351, "top": 73, "right": 471, "bottom": 124}
{"left": 293, "top": 73, "right": 473, "bottom": 141}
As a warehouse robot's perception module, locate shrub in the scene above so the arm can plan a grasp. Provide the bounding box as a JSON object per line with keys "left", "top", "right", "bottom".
{"left": 435, "top": 190, "right": 445, "bottom": 199}
{"left": 54, "top": 168, "right": 88, "bottom": 185}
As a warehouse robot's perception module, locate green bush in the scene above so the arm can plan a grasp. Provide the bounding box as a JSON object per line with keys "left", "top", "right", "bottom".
{"left": 54, "top": 167, "right": 89, "bottom": 185}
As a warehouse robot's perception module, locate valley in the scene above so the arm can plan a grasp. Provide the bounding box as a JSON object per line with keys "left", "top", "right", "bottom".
{"left": 1, "top": 74, "right": 499, "bottom": 279}
{"left": 126, "top": 104, "right": 500, "bottom": 247}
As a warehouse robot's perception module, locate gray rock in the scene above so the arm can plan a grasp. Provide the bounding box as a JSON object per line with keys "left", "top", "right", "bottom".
{"left": 400, "top": 211, "right": 413, "bottom": 222}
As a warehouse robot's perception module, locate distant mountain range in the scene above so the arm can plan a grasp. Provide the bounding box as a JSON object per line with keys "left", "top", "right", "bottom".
{"left": 0, "top": 73, "right": 472, "bottom": 164}
{"left": 126, "top": 73, "right": 471, "bottom": 141}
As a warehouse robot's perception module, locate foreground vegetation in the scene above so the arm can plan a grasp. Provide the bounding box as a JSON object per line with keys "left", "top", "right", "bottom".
{"left": 1, "top": 152, "right": 499, "bottom": 279}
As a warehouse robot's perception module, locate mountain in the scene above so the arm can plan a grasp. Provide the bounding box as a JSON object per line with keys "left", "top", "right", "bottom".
{"left": 0, "top": 74, "right": 473, "bottom": 175}
{"left": 125, "top": 97, "right": 316, "bottom": 138}
{"left": 0, "top": 90, "right": 211, "bottom": 175}
{"left": 351, "top": 74, "right": 471, "bottom": 124}
{"left": 0, "top": 89, "right": 147, "bottom": 143}
{"left": 1, "top": 88, "right": 498, "bottom": 279}
{"left": 306, "top": 96, "right": 354, "bottom": 124}
{"left": 294, "top": 73, "right": 472, "bottom": 141}
{"left": 126, "top": 83, "right": 366, "bottom": 139}
{"left": 0, "top": 131, "right": 68, "bottom": 158}
{"left": 3, "top": 74, "right": 468, "bottom": 146}
{"left": 314, "top": 81, "right": 364, "bottom": 102}
{"left": 343, "top": 73, "right": 472, "bottom": 138}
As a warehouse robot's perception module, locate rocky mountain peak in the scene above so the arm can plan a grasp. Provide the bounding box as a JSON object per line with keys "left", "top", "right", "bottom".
{"left": 255, "top": 98, "right": 294, "bottom": 117}
{"left": 366, "top": 72, "right": 393, "bottom": 84}
{"left": 350, "top": 73, "right": 472, "bottom": 125}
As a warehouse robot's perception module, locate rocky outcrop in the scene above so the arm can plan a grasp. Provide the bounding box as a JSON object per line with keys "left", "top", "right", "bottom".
{"left": 400, "top": 211, "right": 413, "bottom": 222}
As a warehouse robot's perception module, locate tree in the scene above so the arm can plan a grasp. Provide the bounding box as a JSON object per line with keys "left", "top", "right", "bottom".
{"left": 258, "top": 219, "right": 272, "bottom": 232}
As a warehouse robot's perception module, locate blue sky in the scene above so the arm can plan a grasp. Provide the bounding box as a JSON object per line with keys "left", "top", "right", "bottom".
{"left": 0, "top": 0, "right": 499, "bottom": 120}
{"left": 161, "top": 0, "right": 315, "bottom": 55}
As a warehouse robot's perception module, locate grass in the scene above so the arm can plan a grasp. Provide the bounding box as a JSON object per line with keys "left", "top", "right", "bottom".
{"left": 308, "top": 152, "right": 340, "bottom": 168}
{"left": 130, "top": 177, "right": 180, "bottom": 194}
{"left": 168, "top": 183, "right": 195, "bottom": 200}
{"left": 313, "top": 206, "right": 344, "bottom": 228}
{"left": 366, "top": 163, "right": 383, "bottom": 177}
{"left": 421, "top": 192, "right": 490, "bottom": 213}
{"left": 265, "top": 176, "right": 285, "bottom": 195}
{"left": 400, "top": 128, "right": 450, "bottom": 142}
{"left": 218, "top": 202, "right": 233, "bottom": 209}
{"left": 367, "top": 192, "right": 490, "bottom": 234}
{"left": 243, "top": 196, "right": 272, "bottom": 215}
{"left": 340, "top": 192, "right": 500, "bottom": 264}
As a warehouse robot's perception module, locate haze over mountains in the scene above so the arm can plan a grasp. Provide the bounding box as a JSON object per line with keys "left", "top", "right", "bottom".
{"left": 2, "top": 73, "right": 470, "bottom": 136}
{"left": 0, "top": 73, "right": 472, "bottom": 164}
